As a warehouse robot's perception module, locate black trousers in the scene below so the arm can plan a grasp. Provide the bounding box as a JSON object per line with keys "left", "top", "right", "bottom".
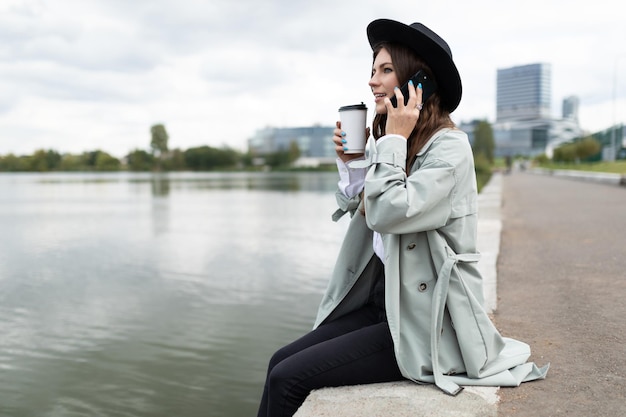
{"left": 256, "top": 267, "right": 404, "bottom": 417}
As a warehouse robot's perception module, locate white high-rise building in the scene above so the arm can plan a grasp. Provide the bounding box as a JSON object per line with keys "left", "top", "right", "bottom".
{"left": 496, "top": 63, "right": 552, "bottom": 122}
{"left": 494, "top": 63, "right": 582, "bottom": 157}
{"left": 562, "top": 96, "right": 579, "bottom": 121}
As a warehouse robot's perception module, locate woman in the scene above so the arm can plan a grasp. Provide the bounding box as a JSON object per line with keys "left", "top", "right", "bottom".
{"left": 257, "top": 19, "right": 547, "bottom": 417}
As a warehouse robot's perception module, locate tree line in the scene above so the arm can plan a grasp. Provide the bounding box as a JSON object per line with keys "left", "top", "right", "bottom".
{"left": 0, "top": 144, "right": 249, "bottom": 172}
{"left": 550, "top": 136, "right": 602, "bottom": 163}
{"left": 1, "top": 121, "right": 498, "bottom": 175}
{"left": 0, "top": 124, "right": 300, "bottom": 172}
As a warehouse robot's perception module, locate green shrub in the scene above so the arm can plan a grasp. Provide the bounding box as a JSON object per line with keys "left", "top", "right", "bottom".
{"left": 474, "top": 153, "right": 492, "bottom": 192}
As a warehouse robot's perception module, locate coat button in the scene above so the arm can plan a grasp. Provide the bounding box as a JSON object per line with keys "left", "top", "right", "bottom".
{"left": 407, "top": 243, "right": 416, "bottom": 250}
{"left": 418, "top": 283, "right": 428, "bottom": 292}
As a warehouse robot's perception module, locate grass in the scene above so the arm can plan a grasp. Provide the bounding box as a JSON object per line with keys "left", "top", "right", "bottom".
{"left": 535, "top": 160, "right": 626, "bottom": 174}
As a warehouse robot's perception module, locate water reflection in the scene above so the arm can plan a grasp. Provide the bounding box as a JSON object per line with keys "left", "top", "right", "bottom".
{"left": 0, "top": 171, "right": 346, "bottom": 417}
{"left": 26, "top": 171, "right": 339, "bottom": 193}
{"left": 143, "top": 171, "right": 339, "bottom": 192}
{"left": 150, "top": 173, "right": 171, "bottom": 196}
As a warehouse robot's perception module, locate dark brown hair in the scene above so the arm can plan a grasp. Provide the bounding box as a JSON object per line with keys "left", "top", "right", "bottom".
{"left": 372, "top": 42, "right": 455, "bottom": 171}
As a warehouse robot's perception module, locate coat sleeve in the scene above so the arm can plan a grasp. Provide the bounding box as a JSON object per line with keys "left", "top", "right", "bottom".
{"left": 332, "top": 188, "right": 363, "bottom": 221}
{"left": 364, "top": 134, "right": 462, "bottom": 234}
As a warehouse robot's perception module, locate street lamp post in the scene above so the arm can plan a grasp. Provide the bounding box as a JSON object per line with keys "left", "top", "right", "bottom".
{"left": 612, "top": 56, "right": 625, "bottom": 161}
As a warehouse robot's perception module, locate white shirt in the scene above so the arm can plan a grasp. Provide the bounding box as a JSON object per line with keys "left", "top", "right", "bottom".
{"left": 336, "top": 157, "right": 385, "bottom": 262}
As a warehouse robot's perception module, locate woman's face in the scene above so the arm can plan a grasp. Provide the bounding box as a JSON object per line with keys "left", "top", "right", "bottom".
{"left": 369, "top": 47, "right": 400, "bottom": 115}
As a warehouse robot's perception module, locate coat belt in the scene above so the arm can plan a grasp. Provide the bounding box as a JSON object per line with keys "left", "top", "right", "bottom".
{"left": 430, "top": 241, "right": 481, "bottom": 395}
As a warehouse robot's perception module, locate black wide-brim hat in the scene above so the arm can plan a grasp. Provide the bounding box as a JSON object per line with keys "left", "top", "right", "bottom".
{"left": 367, "top": 19, "right": 462, "bottom": 112}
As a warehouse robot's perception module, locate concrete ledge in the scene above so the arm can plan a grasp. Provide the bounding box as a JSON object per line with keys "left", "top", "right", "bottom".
{"left": 476, "top": 173, "right": 502, "bottom": 314}
{"left": 293, "top": 382, "right": 498, "bottom": 417}
{"left": 294, "top": 173, "right": 504, "bottom": 416}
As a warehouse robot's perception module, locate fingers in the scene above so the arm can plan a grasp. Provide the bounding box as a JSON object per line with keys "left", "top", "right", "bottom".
{"left": 333, "top": 123, "right": 348, "bottom": 157}
{"left": 333, "top": 126, "right": 344, "bottom": 148}
{"left": 416, "top": 82, "right": 424, "bottom": 107}
{"left": 333, "top": 120, "right": 365, "bottom": 162}
{"left": 394, "top": 86, "right": 406, "bottom": 108}
{"left": 387, "top": 82, "right": 423, "bottom": 111}
{"left": 385, "top": 81, "right": 422, "bottom": 113}
{"left": 407, "top": 80, "right": 424, "bottom": 111}
{"left": 384, "top": 81, "right": 424, "bottom": 138}
{"left": 407, "top": 80, "right": 415, "bottom": 103}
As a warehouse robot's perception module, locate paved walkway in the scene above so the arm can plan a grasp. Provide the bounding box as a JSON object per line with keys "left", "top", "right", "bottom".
{"left": 495, "top": 172, "right": 626, "bottom": 417}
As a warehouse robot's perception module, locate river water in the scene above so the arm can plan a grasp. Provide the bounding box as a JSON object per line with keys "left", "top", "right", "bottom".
{"left": 0, "top": 171, "right": 349, "bottom": 417}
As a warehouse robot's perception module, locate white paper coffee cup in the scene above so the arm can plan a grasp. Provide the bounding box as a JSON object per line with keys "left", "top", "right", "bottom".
{"left": 339, "top": 103, "right": 367, "bottom": 154}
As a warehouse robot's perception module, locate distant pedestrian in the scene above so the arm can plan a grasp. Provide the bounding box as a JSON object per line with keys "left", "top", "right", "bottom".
{"left": 256, "top": 19, "right": 548, "bottom": 417}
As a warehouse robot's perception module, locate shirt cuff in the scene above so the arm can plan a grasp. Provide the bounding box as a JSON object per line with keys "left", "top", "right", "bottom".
{"left": 337, "top": 157, "right": 367, "bottom": 198}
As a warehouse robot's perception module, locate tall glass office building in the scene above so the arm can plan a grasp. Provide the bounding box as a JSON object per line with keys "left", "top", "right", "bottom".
{"left": 496, "top": 63, "right": 551, "bottom": 122}
{"left": 493, "top": 62, "right": 584, "bottom": 157}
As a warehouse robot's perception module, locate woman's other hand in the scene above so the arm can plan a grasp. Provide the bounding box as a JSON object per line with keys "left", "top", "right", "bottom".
{"left": 333, "top": 121, "right": 370, "bottom": 163}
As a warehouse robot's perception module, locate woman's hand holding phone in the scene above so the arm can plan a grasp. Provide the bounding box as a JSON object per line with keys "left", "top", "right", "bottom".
{"left": 384, "top": 80, "right": 423, "bottom": 139}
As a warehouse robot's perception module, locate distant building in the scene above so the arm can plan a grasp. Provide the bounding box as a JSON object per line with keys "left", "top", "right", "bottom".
{"left": 248, "top": 125, "right": 336, "bottom": 166}
{"left": 562, "top": 96, "right": 579, "bottom": 122}
{"left": 497, "top": 63, "right": 552, "bottom": 122}
{"left": 591, "top": 124, "right": 626, "bottom": 161}
{"left": 493, "top": 63, "right": 583, "bottom": 157}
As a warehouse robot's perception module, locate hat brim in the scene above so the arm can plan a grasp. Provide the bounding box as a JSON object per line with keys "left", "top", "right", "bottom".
{"left": 367, "top": 19, "right": 462, "bottom": 112}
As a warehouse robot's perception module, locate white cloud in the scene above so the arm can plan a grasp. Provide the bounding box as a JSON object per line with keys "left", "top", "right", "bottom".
{"left": 0, "top": 0, "right": 625, "bottom": 157}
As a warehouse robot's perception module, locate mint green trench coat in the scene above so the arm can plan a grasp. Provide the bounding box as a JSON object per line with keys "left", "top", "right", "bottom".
{"left": 314, "top": 128, "right": 548, "bottom": 395}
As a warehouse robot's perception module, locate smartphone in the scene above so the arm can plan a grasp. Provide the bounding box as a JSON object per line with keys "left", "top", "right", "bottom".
{"left": 390, "top": 70, "right": 437, "bottom": 107}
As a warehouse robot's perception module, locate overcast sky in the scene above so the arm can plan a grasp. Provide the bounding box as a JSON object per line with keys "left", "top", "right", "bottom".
{"left": 1, "top": 0, "right": 625, "bottom": 157}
